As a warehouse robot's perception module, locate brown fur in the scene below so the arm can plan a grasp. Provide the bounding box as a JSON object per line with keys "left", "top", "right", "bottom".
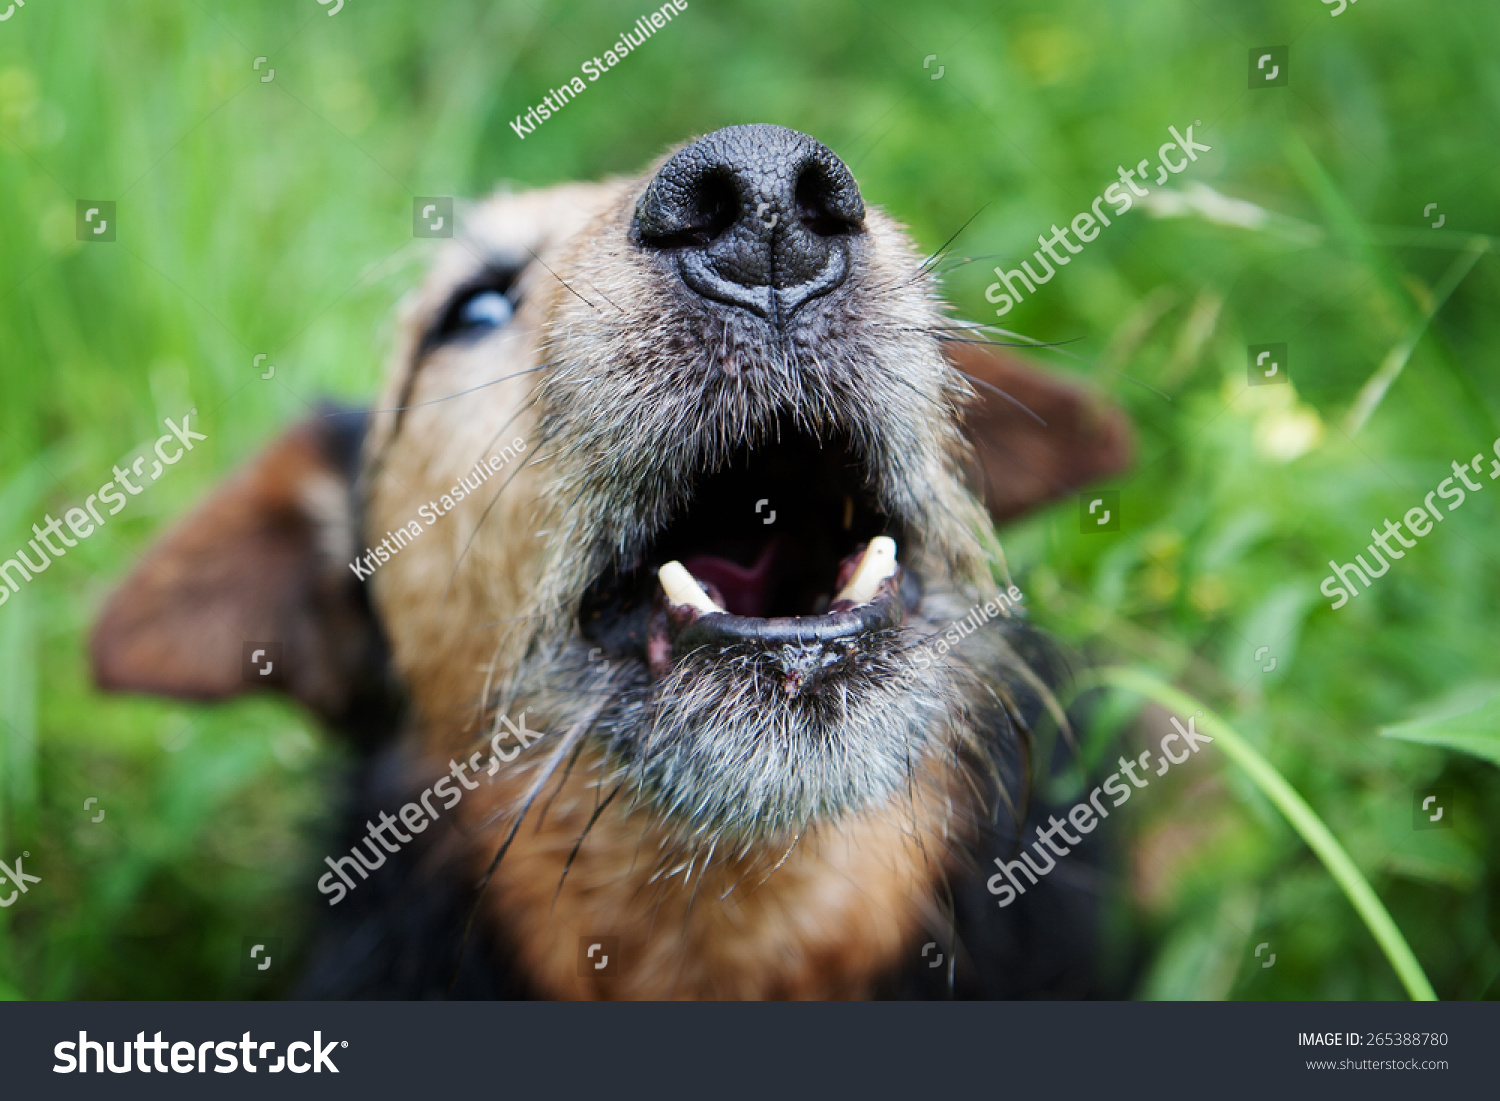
{"left": 91, "top": 130, "right": 1132, "bottom": 999}
{"left": 91, "top": 416, "right": 376, "bottom": 725}
{"left": 948, "top": 340, "right": 1133, "bottom": 522}
{"left": 471, "top": 743, "right": 957, "bottom": 999}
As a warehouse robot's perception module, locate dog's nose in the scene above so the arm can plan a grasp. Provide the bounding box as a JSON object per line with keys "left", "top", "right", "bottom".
{"left": 632, "top": 124, "right": 865, "bottom": 322}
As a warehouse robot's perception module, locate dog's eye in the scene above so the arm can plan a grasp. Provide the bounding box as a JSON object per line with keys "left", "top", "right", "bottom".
{"left": 457, "top": 289, "right": 514, "bottom": 330}
{"left": 430, "top": 275, "right": 519, "bottom": 347}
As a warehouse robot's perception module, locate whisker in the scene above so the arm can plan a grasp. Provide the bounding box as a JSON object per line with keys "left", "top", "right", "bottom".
{"left": 352, "top": 365, "right": 549, "bottom": 416}
{"left": 550, "top": 781, "right": 623, "bottom": 912}
{"left": 446, "top": 704, "right": 611, "bottom": 985}
{"left": 526, "top": 245, "right": 600, "bottom": 313}
{"left": 977, "top": 323, "right": 1173, "bottom": 402}
{"left": 535, "top": 733, "right": 593, "bottom": 833}
{"left": 464, "top": 372, "right": 550, "bottom": 465}
{"left": 930, "top": 330, "right": 1086, "bottom": 350}
{"left": 743, "top": 831, "right": 803, "bottom": 894}
{"left": 962, "top": 373, "right": 1048, "bottom": 427}
{"left": 932, "top": 251, "right": 1007, "bottom": 270}
{"left": 917, "top": 204, "right": 990, "bottom": 276}
{"left": 468, "top": 695, "right": 603, "bottom": 839}
{"left": 448, "top": 782, "right": 544, "bottom": 995}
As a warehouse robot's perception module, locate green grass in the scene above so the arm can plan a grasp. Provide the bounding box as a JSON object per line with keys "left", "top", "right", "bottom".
{"left": 1, "top": 0, "right": 1496, "bottom": 999}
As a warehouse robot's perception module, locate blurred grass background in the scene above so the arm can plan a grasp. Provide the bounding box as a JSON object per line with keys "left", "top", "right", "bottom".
{"left": 0, "top": 0, "right": 1496, "bottom": 999}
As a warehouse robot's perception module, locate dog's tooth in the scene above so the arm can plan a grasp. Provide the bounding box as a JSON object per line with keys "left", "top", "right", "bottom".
{"left": 658, "top": 561, "right": 727, "bottom": 615}
{"left": 834, "top": 536, "right": 898, "bottom": 605}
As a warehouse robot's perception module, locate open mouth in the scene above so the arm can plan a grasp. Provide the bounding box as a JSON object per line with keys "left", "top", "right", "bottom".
{"left": 579, "top": 425, "right": 921, "bottom": 691}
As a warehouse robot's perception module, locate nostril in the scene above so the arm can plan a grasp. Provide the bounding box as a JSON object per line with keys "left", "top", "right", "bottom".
{"left": 632, "top": 125, "right": 865, "bottom": 318}
{"left": 638, "top": 168, "right": 740, "bottom": 250}
{"left": 794, "top": 163, "right": 862, "bottom": 238}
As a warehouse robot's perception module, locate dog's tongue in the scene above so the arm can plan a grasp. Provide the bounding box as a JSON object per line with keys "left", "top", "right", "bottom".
{"left": 683, "top": 541, "right": 778, "bottom": 618}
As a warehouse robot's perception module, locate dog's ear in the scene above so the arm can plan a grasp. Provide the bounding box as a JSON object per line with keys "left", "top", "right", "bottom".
{"left": 946, "top": 340, "right": 1133, "bottom": 523}
{"left": 90, "top": 407, "right": 397, "bottom": 741}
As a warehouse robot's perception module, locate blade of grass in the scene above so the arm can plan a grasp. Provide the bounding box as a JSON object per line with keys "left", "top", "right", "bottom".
{"left": 1086, "top": 666, "right": 1438, "bottom": 1001}
{"left": 1343, "top": 236, "right": 1489, "bottom": 436}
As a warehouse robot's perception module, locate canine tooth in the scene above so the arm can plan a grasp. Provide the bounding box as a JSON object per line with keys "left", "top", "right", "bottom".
{"left": 834, "top": 536, "right": 898, "bottom": 605}
{"left": 658, "top": 561, "right": 727, "bottom": 615}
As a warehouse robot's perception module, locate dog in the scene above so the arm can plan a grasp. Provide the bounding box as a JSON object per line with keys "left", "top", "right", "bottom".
{"left": 90, "top": 124, "right": 1131, "bottom": 999}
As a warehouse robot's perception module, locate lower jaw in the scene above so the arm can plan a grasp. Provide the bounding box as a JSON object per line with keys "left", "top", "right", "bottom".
{"left": 604, "top": 659, "right": 966, "bottom": 845}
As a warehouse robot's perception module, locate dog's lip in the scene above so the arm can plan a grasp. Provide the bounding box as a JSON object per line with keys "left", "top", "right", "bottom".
{"left": 647, "top": 540, "right": 906, "bottom": 680}
{"left": 666, "top": 573, "right": 903, "bottom": 651}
